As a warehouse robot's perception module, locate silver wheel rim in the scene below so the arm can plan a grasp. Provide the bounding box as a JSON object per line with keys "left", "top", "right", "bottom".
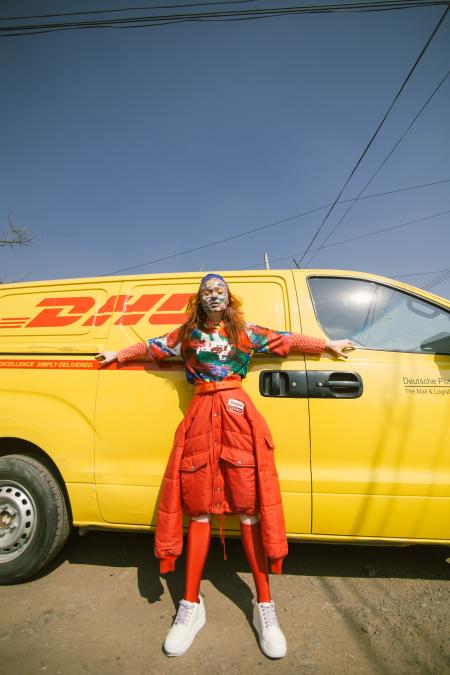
{"left": 0, "top": 481, "right": 38, "bottom": 563}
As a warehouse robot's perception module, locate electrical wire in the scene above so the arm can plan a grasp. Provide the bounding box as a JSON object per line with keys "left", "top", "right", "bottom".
{"left": 240, "top": 262, "right": 450, "bottom": 289}
{"left": 305, "top": 71, "right": 450, "bottom": 266}
{"left": 394, "top": 268, "right": 449, "bottom": 278}
{"left": 102, "top": 178, "right": 449, "bottom": 275}
{"left": 296, "top": 208, "right": 449, "bottom": 251}
{"left": 423, "top": 268, "right": 450, "bottom": 289}
{"left": 0, "top": 1, "right": 264, "bottom": 22}
{"left": 241, "top": 208, "right": 450, "bottom": 269}
{"left": 0, "top": 2, "right": 448, "bottom": 36}
{"left": 293, "top": 4, "right": 449, "bottom": 269}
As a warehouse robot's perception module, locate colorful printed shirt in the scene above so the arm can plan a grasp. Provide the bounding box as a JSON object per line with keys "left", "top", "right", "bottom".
{"left": 117, "top": 322, "right": 326, "bottom": 384}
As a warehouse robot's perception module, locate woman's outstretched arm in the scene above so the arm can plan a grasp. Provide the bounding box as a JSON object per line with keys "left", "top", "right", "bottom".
{"left": 245, "top": 323, "right": 355, "bottom": 359}
{"left": 95, "top": 327, "right": 182, "bottom": 367}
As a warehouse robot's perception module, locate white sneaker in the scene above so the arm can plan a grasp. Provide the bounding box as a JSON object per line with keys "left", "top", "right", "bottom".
{"left": 253, "top": 601, "right": 287, "bottom": 659}
{"left": 163, "top": 596, "right": 206, "bottom": 656}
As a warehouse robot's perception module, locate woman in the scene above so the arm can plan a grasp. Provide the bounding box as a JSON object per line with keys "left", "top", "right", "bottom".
{"left": 95, "top": 273, "right": 355, "bottom": 659}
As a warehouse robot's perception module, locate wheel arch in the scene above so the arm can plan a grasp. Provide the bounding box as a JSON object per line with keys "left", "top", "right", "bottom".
{"left": 0, "top": 438, "right": 73, "bottom": 524}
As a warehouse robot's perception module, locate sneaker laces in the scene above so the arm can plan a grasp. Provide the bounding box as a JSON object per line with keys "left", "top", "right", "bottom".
{"left": 174, "top": 600, "right": 196, "bottom": 626}
{"left": 260, "top": 602, "right": 280, "bottom": 628}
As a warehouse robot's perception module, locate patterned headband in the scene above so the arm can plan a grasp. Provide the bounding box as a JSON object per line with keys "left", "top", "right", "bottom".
{"left": 199, "top": 273, "right": 227, "bottom": 286}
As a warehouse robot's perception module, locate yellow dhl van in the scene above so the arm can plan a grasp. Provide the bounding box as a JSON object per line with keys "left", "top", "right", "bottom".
{"left": 0, "top": 269, "right": 449, "bottom": 583}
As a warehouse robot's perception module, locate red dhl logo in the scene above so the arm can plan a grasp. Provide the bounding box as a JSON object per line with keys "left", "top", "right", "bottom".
{"left": 0, "top": 293, "right": 193, "bottom": 329}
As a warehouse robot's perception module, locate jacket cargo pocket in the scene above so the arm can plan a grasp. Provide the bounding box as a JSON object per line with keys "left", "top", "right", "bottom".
{"left": 179, "top": 451, "right": 210, "bottom": 513}
{"left": 220, "top": 447, "right": 257, "bottom": 512}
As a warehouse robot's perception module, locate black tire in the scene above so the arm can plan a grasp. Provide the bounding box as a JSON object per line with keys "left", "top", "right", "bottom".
{"left": 0, "top": 454, "right": 70, "bottom": 584}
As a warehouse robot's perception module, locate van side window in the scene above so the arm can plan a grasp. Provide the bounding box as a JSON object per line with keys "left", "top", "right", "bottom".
{"left": 308, "top": 277, "right": 450, "bottom": 355}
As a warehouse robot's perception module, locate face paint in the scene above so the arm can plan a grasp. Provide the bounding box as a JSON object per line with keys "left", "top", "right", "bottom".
{"left": 200, "top": 278, "right": 229, "bottom": 313}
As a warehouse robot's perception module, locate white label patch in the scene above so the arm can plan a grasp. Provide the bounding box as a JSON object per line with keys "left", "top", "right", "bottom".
{"left": 227, "top": 398, "right": 245, "bottom": 415}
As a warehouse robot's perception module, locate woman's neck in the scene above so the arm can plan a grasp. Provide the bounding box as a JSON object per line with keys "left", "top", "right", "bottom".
{"left": 205, "top": 310, "right": 224, "bottom": 323}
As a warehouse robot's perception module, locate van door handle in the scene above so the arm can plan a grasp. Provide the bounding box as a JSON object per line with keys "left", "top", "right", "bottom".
{"left": 259, "top": 370, "right": 308, "bottom": 397}
{"left": 271, "top": 371, "right": 281, "bottom": 396}
{"left": 307, "top": 371, "right": 363, "bottom": 399}
{"left": 260, "top": 370, "right": 362, "bottom": 398}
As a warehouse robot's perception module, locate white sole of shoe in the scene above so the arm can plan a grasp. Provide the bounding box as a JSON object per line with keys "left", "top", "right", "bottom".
{"left": 253, "top": 614, "right": 287, "bottom": 659}
{"left": 258, "top": 639, "right": 287, "bottom": 660}
{"left": 163, "top": 614, "right": 206, "bottom": 657}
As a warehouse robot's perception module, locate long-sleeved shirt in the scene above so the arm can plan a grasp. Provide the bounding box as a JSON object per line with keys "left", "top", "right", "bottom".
{"left": 117, "top": 322, "right": 325, "bottom": 384}
{"left": 117, "top": 322, "right": 326, "bottom": 384}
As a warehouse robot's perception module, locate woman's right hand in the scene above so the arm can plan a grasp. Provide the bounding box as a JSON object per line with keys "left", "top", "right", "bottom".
{"left": 94, "top": 351, "right": 118, "bottom": 368}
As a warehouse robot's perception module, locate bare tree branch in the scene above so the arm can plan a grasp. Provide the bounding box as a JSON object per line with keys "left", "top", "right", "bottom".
{"left": 0, "top": 214, "right": 34, "bottom": 247}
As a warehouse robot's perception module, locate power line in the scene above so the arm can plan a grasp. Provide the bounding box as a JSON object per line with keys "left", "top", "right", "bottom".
{"left": 293, "top": 4, "right": 449, "bottom": 269}
{"left": 0, "top": 2, "right": 448, "bottom": 36}
{"left": 423, "top": 268, "right": 450, "bottom": 290}
{"left": 350, "top": 178, "right": 450, "bottom": 199}
{"left": 240, "top": 262, "right": 450, "bottom": 284}
{"left": 296, "top": 208, "right": 450, "bottom": 252}
{"left": 0, "top": 1, "right": 263, "bottom": 22}
{"left": 306, "top": 69, "right": 450, "bottom": 266}
{"left": 394, "top": 268, "right": 449, "bottom": 278}
{"left": 241, "top": 208, "right": 450, "bottom": 269}
{"left": 102, "top": 178, "right": 450, "bottom": 275}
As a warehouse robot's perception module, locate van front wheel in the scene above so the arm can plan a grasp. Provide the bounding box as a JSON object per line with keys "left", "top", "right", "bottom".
{"left": 0, "top": 454, "right": 70, "bottom": 584}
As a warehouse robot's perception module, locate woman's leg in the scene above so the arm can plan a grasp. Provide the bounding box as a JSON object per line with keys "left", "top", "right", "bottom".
{"left": 239, "top": 514, "right": 271, "bottom": 603}
{"left": 184, "top": 515, "right": 211, "bottom": 602}
{"left": 240, "top": 514, "right": 287, "bottom": 659}
{"left": 164, "top": 514, "right": 211, "bottom": 657}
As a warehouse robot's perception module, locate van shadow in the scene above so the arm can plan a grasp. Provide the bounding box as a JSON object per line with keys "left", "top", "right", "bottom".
{"left": 38, "top": 529, "right": 450, "bottom": 618}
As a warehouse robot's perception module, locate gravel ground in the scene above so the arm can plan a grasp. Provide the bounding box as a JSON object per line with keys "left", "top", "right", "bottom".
{"left": 1, "top": 531, "right": 449, "bottom": 675}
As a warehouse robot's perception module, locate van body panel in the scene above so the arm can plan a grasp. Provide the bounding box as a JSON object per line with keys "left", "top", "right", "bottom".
{"left": 66, "top": 483, "right": 103, "bottom": 523}
{"left": 293, "top": 270, "right": 450, "bottom": 541}
{"left": 313, "top": 494, "right": 450, "bottom": 540}
{"left": 0, "top": 368, "right": 97, "bottom": 482}
{"left": 1, "top": 269, "right": 448, "bottom": 546}
{"left": 95, "top": 272, "right": 313, "bottom": 534}
{"left": 0, "top": 280, "right": 123, "bottom": 351}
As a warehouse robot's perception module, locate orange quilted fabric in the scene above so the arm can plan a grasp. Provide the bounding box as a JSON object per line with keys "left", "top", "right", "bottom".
{"left": 154, "top": 387, "right": 288, "bottom": 574}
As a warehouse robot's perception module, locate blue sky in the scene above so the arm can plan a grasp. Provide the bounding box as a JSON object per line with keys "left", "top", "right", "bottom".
{"left": 1, "top": 1, "right": 449, "bottom": 298}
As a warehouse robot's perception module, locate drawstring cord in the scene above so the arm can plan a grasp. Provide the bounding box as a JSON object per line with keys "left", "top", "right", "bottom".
{"left": 219, "top": 514, "right": 227, "bottom": 560}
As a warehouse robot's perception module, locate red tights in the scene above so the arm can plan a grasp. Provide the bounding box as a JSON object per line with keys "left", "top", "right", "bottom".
{"left": 184, "top": 520, "right": 211, "bottom": 602}
{"left": 183, "top": 519, "right": 271, "bottom": 604}
{"left": 240, "top": 520, "right": 271, "bottom": 603}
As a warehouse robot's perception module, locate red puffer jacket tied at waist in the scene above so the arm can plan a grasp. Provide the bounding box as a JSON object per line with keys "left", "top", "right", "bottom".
{"left": 154, "top": 384, "right": 289, "bottom": 574}
{"left": 117, "top": 326, "right": 326, "bottom": 574}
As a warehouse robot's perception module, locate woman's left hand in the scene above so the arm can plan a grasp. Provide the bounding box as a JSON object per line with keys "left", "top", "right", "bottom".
{"left": 325, "top": 339, "right": 356, "bottom": 359}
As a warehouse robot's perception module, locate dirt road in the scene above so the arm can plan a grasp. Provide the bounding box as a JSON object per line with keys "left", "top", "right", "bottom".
{"left": 1, "top": 531, "right": 449, "bottom": 675}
